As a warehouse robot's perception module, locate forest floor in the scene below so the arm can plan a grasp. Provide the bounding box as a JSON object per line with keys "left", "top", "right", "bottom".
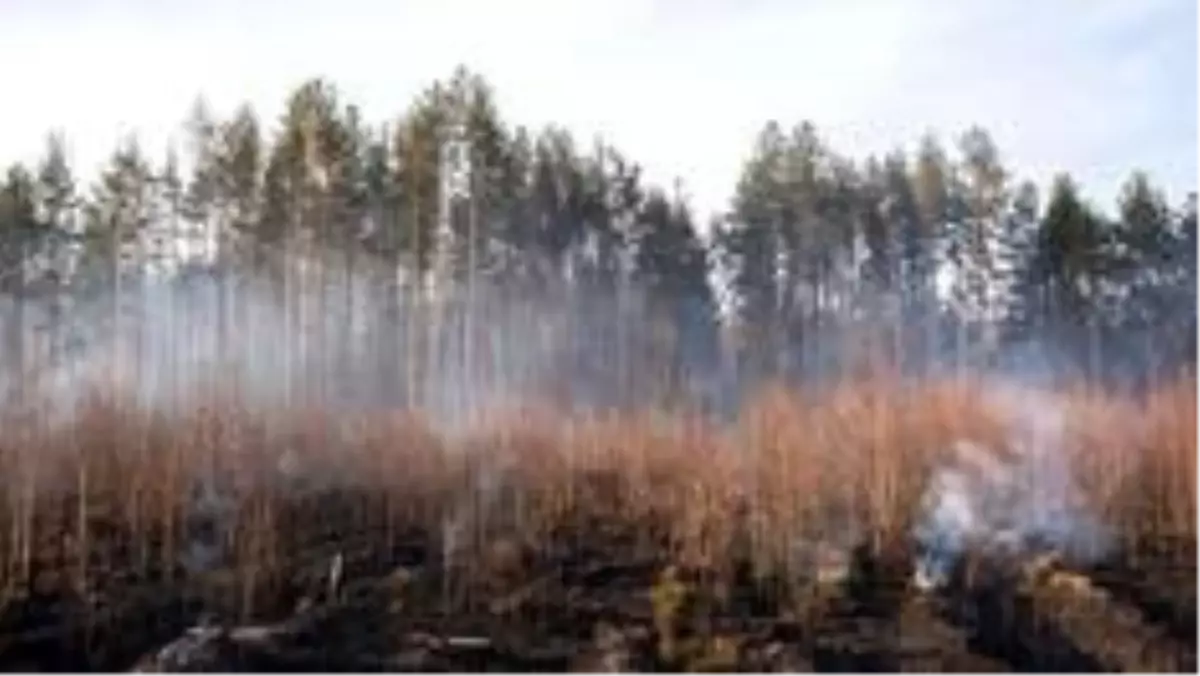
{"left": 0, "top": 498, "right": 1193, "bottom": 673}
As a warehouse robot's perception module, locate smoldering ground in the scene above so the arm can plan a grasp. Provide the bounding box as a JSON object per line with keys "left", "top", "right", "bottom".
{"left": 912, "top": 383, "right": 1114, "bottom": 590}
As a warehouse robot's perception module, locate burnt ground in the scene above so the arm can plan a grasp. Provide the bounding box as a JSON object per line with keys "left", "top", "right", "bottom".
{"left": 0, "top": 509, "right": 1194, "bottom": 672}
{"left": 1085, "top": 536, "right": 1197, "bottom": 645}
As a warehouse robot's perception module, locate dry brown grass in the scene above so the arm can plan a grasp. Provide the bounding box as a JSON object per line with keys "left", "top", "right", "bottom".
{"left": 0, "top": 373, "right": 1193, "bottom": 628}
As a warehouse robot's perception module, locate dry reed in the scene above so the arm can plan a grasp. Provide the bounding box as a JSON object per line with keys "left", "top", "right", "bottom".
{"left": 0, "top": 373, "right": 1192, "bottom": 627}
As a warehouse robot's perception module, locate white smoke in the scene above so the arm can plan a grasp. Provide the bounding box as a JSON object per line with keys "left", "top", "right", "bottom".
{"left": 913, "top": 384, "right": 1112, "bottom": 590}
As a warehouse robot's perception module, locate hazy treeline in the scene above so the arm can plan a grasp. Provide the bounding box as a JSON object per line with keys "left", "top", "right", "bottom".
{"left": 0, "top": 66, "right": 1194, "bottom": 415}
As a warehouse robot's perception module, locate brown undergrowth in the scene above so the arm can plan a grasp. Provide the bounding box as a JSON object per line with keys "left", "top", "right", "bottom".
{"left": 0, "top": 373, "right": 1192, "bottom": 669}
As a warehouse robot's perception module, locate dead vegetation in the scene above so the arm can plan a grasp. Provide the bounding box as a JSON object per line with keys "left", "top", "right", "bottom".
{"left": 0, "top": 373, "right": 1193, "bottom": 671}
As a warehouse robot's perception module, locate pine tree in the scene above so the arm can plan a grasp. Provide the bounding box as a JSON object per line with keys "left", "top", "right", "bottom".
{"left": 136, "top": 146, "right": 181, "bottom": 279}
{"left": 529, "top": 127, "right": 582, "bottom": 289}
{"left": 157, "top": 146, "right": 185, "bottom": 274}
{"left": 360, "top": 124, "right": 396, "bottom": 260}
{"left": 1114, "top": 172, "right": 1173, "bottom": 330}
{"left": 718, "top": 121, "right": 785, "bottom": 383}
{"left": 183, "top": 98, "right": 221, "bottom": 262}
{"left": 955, "top": 126, "right": 1009, "bottom": 365}
{"left": 817, "top": 154, "right": 863, "bottom": 369}
{"left": 600, "top": 145, "right": 645, "bottom": 403}
{"left": 1112, "top": 175, "right": 1195, "bottom": 379}
{"left": 81, "top": 136, "right": 156, "bottom": 353}
{"left": 219, "top": 104, "right": 264, "bottom": 265}
{"left": 82, "top": 137, "right": 156, "bottom": 279}
{"left": 577, "top": 142, "right": 627, "bottom": 297}
{"left": 911, "top": 133, "right": 952, "bottom": 370}
{"left": 35, "top": 133, "right": 77, "bottom": 288}
{"left": 392, "top": 95, "right": 443, "bottom": 286}
{"left": 1027, "top": 174, "right": 1111, "bottom": 370}
{"left": 999, "top": 180, "right": 1041, "bottom": 344}
{"left": 1169, "top": 194, "right": 1197, "bottom": 369}
{"left": 32, "top": 134, "right": 81, "bottom": 366}
{"left": 491, "top": 124, "right": 535, "bottom": 290}
{"left": 859, "top": 157, "right": 891, "bottom": 298}
{"left": 632, "top": 189, "right": 720, "bottom": 401}
{"left": 263, "top": 78, "right": 344, "bottom": 252}
{"left": 456, "top": 69, "right": 511, "bottom": 289}
{"left": 0, "top": 164, "right": 38, "bottom": 373}
{"left": 388, "top": 102, "right": 443, "bottom": 405}
{"left": 781, "top": 121, "right": 829, "bottom": 377}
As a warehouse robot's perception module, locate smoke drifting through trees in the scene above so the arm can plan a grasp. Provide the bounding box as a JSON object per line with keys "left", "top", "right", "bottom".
{"left": 0, "top": 66, "right": 1195, "bottom": 418}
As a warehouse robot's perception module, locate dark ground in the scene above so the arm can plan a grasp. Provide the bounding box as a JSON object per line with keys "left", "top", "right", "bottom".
{"left": 0, "top": 517, "right": 1194, "bottom": 673}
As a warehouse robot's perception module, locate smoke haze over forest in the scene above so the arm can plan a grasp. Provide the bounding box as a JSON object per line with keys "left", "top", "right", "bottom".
{"left": 0, "top": 0, "right": 1195, "bottom": 421}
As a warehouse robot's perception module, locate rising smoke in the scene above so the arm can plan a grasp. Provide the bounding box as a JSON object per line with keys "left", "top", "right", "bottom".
{"left": 6, "top": 251, "right": 699, "bottom": 425}
{"left": 0, "top": 230, "right": 1180, "bottom": 585}
{"left": 913, "top": 383, "right": 1113, "bottom": 590}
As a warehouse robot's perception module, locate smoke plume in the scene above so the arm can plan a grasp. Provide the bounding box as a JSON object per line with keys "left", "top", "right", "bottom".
{"left": 913, "top": 382, "right": 1112, "bottom": 590}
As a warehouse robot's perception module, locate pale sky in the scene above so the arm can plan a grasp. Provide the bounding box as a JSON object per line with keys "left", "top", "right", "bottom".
{"left": 0, "top": 0, "right": 1196, "bottom": 226}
